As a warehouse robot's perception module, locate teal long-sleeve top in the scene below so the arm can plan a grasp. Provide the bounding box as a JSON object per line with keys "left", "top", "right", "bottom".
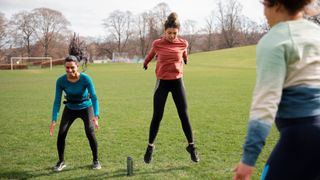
{"left": 52, "top": 73, "right": 99, "bottom": 122}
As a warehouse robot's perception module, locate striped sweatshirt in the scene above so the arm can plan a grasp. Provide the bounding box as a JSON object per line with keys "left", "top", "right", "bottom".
{"left": 242, "top": 19, "right": 320, "bottom": 166}
{"left": 144, "top": 37, "right": 188, "bottom": 80}
{"left": 52, "top": 73, "right": 99, "bottom": 122}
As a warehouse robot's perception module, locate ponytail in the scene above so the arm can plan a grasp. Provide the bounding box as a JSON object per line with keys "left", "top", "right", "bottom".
{"left": 65, "top": 33, "right": 88, "bottom": 72}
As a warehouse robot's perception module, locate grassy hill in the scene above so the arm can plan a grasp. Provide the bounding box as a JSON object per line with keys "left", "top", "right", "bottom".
{"left": 0, "top": 45, "right": 278, "bottom": 179}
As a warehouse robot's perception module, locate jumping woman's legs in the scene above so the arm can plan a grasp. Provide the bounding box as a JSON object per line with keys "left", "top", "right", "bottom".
{"left": 144, "top": 80, "right": 169, "bottom": 163}
{"left": 57, "top": 107, "right": 77, "bottom": 162}
{"left": 171, "top": 78, "right": 193, "bottom": 143}
{"left": 148, "top": 80, "right": 170, "bottom": 144}
{"left": 79, "top": 106, "right": 98, "bottom": 162}
{"left": 145, "top": 79, "right": 199, "bottom": 163}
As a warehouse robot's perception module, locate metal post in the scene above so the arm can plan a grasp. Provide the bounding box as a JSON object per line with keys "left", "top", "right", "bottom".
{"left": 50, "top": 58, "right": 52, "bottom": 70}
{"left": 11, "top": 58, "right": 13, "bottom": 70}
{"left": 127, "top": 156, "right": 133, "bottom": 176}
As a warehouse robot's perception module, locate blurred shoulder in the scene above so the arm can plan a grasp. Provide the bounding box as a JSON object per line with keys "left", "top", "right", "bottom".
{"left": 80, "top": 73, "right": 92, "bottom": 82}
{"left": 57, "top": 74, "right": 66, "bottom": 83}
{"left": 152, "top": 38, "right": 163, "bottom": 46}
{"left": 177, "top": 37, "right": 188, "bottom": 46}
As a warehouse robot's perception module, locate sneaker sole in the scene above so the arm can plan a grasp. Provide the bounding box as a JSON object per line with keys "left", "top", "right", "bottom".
{"left": 192, "top": 158, "right": 200, "bottom": 163}
{"left": 53, "top": 164, "right": 66, "bottom": 172}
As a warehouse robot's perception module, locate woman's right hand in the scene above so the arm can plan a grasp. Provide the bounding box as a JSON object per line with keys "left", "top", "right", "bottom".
{"left": 143, "top": 64, "right": 148, "bottom": 70}
{"left": 184, "top": 59, "right": 187, "bottom": 65}
{"left": 49, "top": 121, "right": 56, "bottom": 136}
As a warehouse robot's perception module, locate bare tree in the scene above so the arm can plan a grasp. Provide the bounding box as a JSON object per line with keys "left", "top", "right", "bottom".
{"left": 0, "top": 12, "right": 8, "bottom": 62}
{"left": 216, "top": 0, "right": 242, "bottom": 48}
{"left": 307, "top": 0, "right": 320, "bottom": 25}
{"left": 182, "top": 19, "right": 198, "bottom": 53}
{"left": 146, "top": 11, "right": 161, "bottom": 43}
{"left": 238, "top": 16, "right": 264, "bottom": 45}
{"left": 8, "top": 11, "right": 36, "bottom": 57}
{"left": 0, "top": 12, "right": 8, "bottom": 50}
{"left": 309, "top": 15, "right": 320, "bottom": 25}
{"left": 258, "top": 18, "right": 270, "bottom": 33}
{"left": 32, "top": 8, "right": 70, "bottom": 57}
{"left": 49, "top": 33, "right": 69, "bottom": 58}
{"left": 203, "top": 11, "right": 216, "bottom": 51}
{"left": 103, "top": 10, "right": 134, "bottom": 54}
{"left": 94, "top": 36, "right": 117, "bottom": 60}
{"left": 135, "top": 12, "right": 153, "bottom": 57}
{"left": 152, "top": 2, "right": 171, "bottom": 33}
{"left": 133, "top": 3, "right": 171, "bottom": 57}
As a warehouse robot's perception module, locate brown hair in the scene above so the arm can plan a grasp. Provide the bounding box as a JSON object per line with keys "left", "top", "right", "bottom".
{"left": 164, "top": 12, "right": 180, "bottom": 30}
{"left": 263, "top": 0, "right": 314, "bottom": 15}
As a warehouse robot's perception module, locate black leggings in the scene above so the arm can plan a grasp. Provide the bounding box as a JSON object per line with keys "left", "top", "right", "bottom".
{"left": 261, "top": 116, "right": 320, "bottom": 180}
{"left": 148, "top": 78, "right": 194, "bottom": 144}
{"left": 57, "top": 106, "right": 98, "bottom": 162}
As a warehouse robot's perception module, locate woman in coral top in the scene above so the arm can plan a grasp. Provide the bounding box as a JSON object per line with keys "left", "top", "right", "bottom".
{"left": 143, "top": 12, "right": 199, "bottom": 164}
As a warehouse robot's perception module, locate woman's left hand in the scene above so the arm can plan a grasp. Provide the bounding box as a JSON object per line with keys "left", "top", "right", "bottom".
{"left": 232, "top": 162, "right": 254, "bottom": 180}
{"left": 91, "top": 117, "right": 99, "bottom": 130}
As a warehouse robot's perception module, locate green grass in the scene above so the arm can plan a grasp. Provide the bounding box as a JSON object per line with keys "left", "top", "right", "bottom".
{"left": 0, "top": 45, "right": 278, "bottom": 179}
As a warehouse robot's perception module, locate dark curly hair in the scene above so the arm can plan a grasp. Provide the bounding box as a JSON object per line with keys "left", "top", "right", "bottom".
{"left": 262, "top": 0, "right": 314, "bottom": 15}
{"left": 65, "top": 33, "right": 88, "bottom": 71}
{"left": 164, "top": 12, "right": 180, "bottom": 30}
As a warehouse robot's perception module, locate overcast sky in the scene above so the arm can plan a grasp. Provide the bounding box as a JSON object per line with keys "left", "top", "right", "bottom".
{"left": 0, "top": 0, "right": 264, "bottom": 37}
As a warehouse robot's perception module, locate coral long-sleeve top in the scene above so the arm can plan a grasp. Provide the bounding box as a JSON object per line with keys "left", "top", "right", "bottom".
{"left": 144, "top": 37, "right": 188, "bottom": 80}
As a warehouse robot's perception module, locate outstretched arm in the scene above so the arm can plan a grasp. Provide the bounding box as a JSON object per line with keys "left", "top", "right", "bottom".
{"left": 143, "top": 47, "right": 156, "bottom": 70}
{"left": 50, "top": 78, "right": 63, "bottom": 136}
{"left": 87, "top": 76, "right": 100, "bottom": 129}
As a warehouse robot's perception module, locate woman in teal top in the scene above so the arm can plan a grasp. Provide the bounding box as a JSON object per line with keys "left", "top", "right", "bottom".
{"left": 233, "top": 0, "right": 320, "bottom": 179}
{"left": 49, "top": 35, "right": 101, "bottom": 172}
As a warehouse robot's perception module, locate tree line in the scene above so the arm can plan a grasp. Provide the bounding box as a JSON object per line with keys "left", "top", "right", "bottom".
{"left": 0, "top": 0, "right": 319, "bottom": 63}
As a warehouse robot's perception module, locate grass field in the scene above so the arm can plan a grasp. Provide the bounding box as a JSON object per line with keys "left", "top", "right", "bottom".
{"left": 0, "top": 45, "right": 278, "bottom": 179}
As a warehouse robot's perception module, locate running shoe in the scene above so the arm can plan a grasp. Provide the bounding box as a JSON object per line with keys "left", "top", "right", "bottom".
{"left": 92, "top": 160, "right": 102, "bottom": 170}
{"left": 186, "top": 144, "right": 200, "bottom": 162}
{"left": 144, "top": 145, "right": 155, "bottom": 163}
{"left": 53, "top": 161, "right": 66, "bottom": 172}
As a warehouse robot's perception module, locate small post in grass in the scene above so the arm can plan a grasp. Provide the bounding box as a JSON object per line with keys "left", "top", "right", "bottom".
{"left": 127, "top": 156, "right": 133, "bottom": 176}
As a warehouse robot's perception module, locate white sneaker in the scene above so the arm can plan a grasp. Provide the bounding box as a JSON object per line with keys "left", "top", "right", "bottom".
{"left": 53, "top": 161, "right": 66, "bottom": 172}
{"left": 92, "top": 160, "right": 101, "bottom": 170}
